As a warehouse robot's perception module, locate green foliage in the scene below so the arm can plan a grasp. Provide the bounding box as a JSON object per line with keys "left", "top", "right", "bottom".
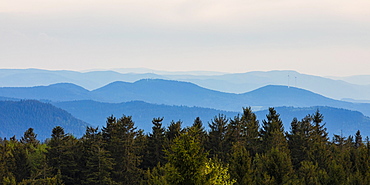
{"left": 208, "top": 114, "right": 229, "bottom": 161}
{"left": 143, "top": 117, "right": 166, "bottom": 169}
{"left": 228, "top": 142, "right": 253, "bottom": 185}
{"left": 1, "top": 108, "right": 370, "bottom": 185}
{"left": 102, "top": 115, "right": 143, "bottom": 184}
{"left": 254, "top": 147, "right": 294, "bottom": 185}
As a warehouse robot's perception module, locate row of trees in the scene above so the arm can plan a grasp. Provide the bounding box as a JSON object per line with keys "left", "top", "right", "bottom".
{"left": 1, "top": 107, "right": 370, "bottom": 184}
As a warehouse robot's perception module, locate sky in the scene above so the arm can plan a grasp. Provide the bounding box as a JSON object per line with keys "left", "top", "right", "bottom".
{"left": 1, "top": 0, "right": 370, "bottom": 76}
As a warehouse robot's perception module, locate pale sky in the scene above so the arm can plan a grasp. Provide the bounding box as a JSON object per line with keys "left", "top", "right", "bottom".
{"left": 1, "top": 0, "right": 370, "bottom": 76}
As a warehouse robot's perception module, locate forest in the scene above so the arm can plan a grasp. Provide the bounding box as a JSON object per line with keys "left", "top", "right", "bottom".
{"left": 1, "top": 107, "right": 370, "bottom": 185}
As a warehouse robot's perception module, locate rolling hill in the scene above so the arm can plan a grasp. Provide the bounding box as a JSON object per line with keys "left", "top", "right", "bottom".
{"left": 52, "top": 100, "right": 237, "bottom": 132}
{"left": 1, "top": 68, "right": 370, "bottom": 101}
{"left": 53, "top": 101, "right": 370, "bottom": 137}
{"left": 1, "top": 79, "right": 370, "bottom": 117}
{"left": 0, "top": 100, "right": 90, "bottom": 141}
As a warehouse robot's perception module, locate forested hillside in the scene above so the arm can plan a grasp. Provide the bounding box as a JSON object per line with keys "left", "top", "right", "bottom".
{"left": 52, "top": 100, "right": 370, "bottom": 137}
{"left": 52, "top": 100, "right": 237, "bottom": 130}
{"left": 1, "top": 108, "right": 369, "bottom": 184}
{"left": 0, "top": 100, "right": 89, "bottom": 140}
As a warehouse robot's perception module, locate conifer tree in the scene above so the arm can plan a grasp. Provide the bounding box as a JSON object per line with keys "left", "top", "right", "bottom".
{"left": 260, "top": 108, "right": 288, "bottom": 152}
{"left": 286, "top": 116, "right": 312, "bottom": 169}
{"left": 143, "top": 117, "right": 166, "bottom": 169}
{"left": 228, "top": 142, "right": 253, "bottom": 185}
{"left": 165, "top": 120, "right": 182, "bottom": 142}
{"left": 308, "top": 110, "right": 330, "bottom": 169}
{"left": 81, "top": 127, "right": 114, "bottom": 185}
{"left": 47, "top": 126, "right": 81, "bottom": 184}
{"left": 242, "top": 107, "right": 260, "bottom": 155}
{"left": 188, "top": 117, "right": 207, "bottom": 147}
{"left": 208, "top": 114, "right": 228, "bottom": 161}
{"left": 165, "top": 131, "right": 208, "bottom": 184}
{"left": 254, "top": 147, "right": 295, "bottom": 185}
{"left": 102, "top": 115, "right": 142, "bottom": 184}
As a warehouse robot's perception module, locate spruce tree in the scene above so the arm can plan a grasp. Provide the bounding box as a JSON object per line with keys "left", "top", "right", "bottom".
{"left": 260, "top": 108, "right": 288, "bottom": 152}
{"left": 228, "top": 142, "right": 253, "bottom": 185}
{"left": 207, "top": 114, "right": 229, "bottom": 161}
{"left": 81, "top": 127, "right": 114, "bottom": 185}
{"left": 242, "top": 107, "right": 260, "bottom": 156}
{"left": 102, "top": 115, "right": 142, "bottom": 184}
{"left": 143, "top": 117, "right": 166, "bottom": 169}
{"left": 47, "top": 126, "right": 81, "bottom": 185}
{"left": 165, "top": 120, "right": 182, "bottom": 142}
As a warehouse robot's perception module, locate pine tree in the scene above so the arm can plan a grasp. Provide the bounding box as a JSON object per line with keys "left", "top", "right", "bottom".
{"left": 165, "top": 120, "right": 182, "bottom": 142}
{"left": 254, "top": 147, "right": 294, "bottom": 185}
{"left": 165, "top": 131, "right": 208, "bottom": 184}
{"left": 188, "top": 117, "right": 207, "bottom": 147}
{"left": 20, "top": 128, "right": 40, "bottom": 149}
{"left": 102, "top": 115, "right": 143, "bottom": 184}
{"left": 143, "top": 117, "right": 166, "bottom": 169}
{"left": 228, "top": 142, "right": 253, "bottom": 185}
{"left": 286, "top": 116, "right": 312, "bottom": 169}
{"left": 308, "top": 110, "right": 330, "bottom": 169}
{"left": 242, "top": 107, "right": 260, "bottom": 156}
{"left": 208, "top": 114, "right": 228, "bottom": 161}
{"left": 47, "top": 126, "right": 81, "bottom": 185}
{"left": 81, "top": 127, "right": 114, "bottom": 185}
{"left": 260, "top": 108, "right": 288, "bottom": 152}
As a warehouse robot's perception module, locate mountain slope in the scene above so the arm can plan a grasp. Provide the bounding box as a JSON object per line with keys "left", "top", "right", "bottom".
{"left": 51, "top": 100, "right": 370, "bottom": 137}
{"left": 0, "top": 100, "right": 90, "bottom": 140}
{"left": 0, "top": 83, "right": 90, "bottom": 101}
{"left": 1, "top": 79, "right": 370, "bottom": 117}
{"left": 90, "top": 79, "right": 235, "bottom": 107}
{"left": 0, "top": 68, "right": 166, "bottom": 90}
{"left": 168, "top": 70, "right": 370, "bottom": 100}
{"left": 1, "top": 68, "right": 370, "bottom": 101}
{"left": 52, "top": 100, "right": 238, "bottom": 132}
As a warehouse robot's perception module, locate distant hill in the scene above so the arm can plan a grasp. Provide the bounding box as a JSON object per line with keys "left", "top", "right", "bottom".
{"left": 169, "top": 70, "right": 370, "bottom": 100}
{"left": 1, "top": 79, "right": 370, "bottom": 117}
{"left": 1, "top": 68, "right": 370, "bottom": 101}
{"left": 52, "top": 100, "right": 238, "bottom": 132}
{"left": 0, "top": 99, "right": 368, "bottom": 139}
{"left": 330, "top": 75, "right": 370, "bottom": 86}
{"left": 0, "top": 83, "right": 90, "bottom": 101}
{"left": 53, "top": 100, "right": 370, "bottom": 137}
{"left": 0, "top": 68, "right": 166, "bottom": 90}
{"left": 0, "top": 100, "right": 90, "bottom": 141}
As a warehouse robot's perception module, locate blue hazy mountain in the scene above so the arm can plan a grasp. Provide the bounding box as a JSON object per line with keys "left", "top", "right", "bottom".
{"left": 169, "top": 70, "right": 370, "bottom": 100}
{"left": 52, "top": 100, "right": 238, "bottom": 132}
{"left": 1, "top": 79, "right": 370, "bottom": 117}
{"left": 0, "top": 83, "right": 90, "bottom": 101}
{"left": 0, "top": 68, "right": 166, "bottom": 90}
{"left": 51, "top": 100, "right": 370, "bottom": 137}
{"left": 0, "top": 100, "right": 90, "bottom": 140}
{"left": 1, "top": 68, "right": 370, "bottom": 101}
{"left": 90, "top": 79, "right": 235, "bottom": 107}
{"left": 330, "top": 75, "right": 370, "bottom": 86}
{"left": 0, "top": 99, "right": 368, "bottom": 139}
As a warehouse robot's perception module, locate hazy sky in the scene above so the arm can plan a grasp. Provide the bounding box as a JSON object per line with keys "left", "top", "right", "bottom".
{"left": 1, "top": 0, "right": 370, "bottom": 76}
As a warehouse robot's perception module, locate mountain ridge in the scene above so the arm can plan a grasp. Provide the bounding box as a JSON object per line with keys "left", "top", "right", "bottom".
{"left": 1, "top": 68, "right": 370, "bottom": 101}
{"left": 0, "top": 79, "right": 370, "bottom": 118}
